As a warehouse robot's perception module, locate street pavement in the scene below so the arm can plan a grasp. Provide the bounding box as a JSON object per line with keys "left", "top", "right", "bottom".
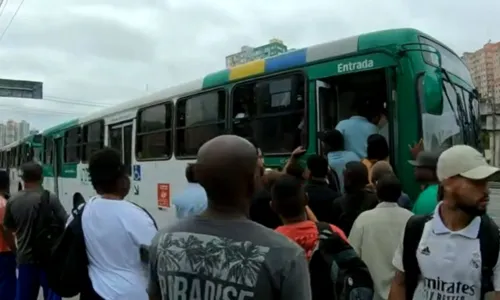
{"left": 36, "top": 188, "right": 500, "bottom": 299}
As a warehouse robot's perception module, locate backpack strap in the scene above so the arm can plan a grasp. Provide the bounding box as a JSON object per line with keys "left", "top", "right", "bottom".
{"left": 314, "top": 221, "right": 354, "bottom": 260}
{"left": 37, "top": 190, "right": 53, "bottom": 227}
{"left": 315, "top": 221, "right": 334, "bottom": 237}
{"left": 71, "top": 202, "right": 86, "bottom": 219}
{"left": 403, "top": 214, "right": 433, "bottom": 300}
{"left": 131, "top": 202, "right": 158, "bottom": 230}
{"left": 478, "top": 215, "right": 500, "bottom": 299}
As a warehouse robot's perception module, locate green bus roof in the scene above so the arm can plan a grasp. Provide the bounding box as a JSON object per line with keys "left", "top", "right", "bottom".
{"left": 202, "top": 28, "right": 425, "bottom": 88}
{"left": 42, "top": 118, "right": 79, "bottom": 138}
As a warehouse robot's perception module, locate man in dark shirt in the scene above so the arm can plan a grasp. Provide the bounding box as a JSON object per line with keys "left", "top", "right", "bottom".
{"left": 304, "top": 155, "right": 340, "bottom": 223}
{"left": 3, "top": 162, "right": 67, "bottom": 300}
{"left": 331, "top": 161, "right": 378, "bottom": 236}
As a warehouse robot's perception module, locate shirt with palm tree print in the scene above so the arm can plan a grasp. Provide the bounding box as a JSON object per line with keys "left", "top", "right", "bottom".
{"left": 147, "top": 215, "right": 312, "bottom": 300}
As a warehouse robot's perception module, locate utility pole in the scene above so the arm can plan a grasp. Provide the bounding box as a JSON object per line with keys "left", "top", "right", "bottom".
{"left": 487, "top": 93, "right": 496, "bottom": 165}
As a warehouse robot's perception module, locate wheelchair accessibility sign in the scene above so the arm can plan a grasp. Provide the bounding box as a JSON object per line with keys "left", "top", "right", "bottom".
{"left": 133, "top": 165, "right": 141, "bottom": 181}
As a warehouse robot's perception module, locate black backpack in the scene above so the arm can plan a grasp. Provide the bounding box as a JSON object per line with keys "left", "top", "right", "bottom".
{"left": 403, "top": 214, "right": 500, "bottom": 300}
{"left": 309, "top": 222, "right": 374, "bottom": 300}
{"left": 47, "top": 203, "right": 90, "bottom": 297}
{"left": 32, "top": 190, "right": 66, "bottom": 268}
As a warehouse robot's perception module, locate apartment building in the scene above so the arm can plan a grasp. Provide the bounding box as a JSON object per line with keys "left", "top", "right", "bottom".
{"left": 0, "top": 124, "right": 6, "bottom": 147}
{"left": 5, "top": 120, "right": 17, "bottom": 145}
{"left": 17, "top": 120, "right": 30, "bottom": 140}
{"left": 463, "top": 41, "right": 500, "bottom": 102}
{"left": 225, "top": 38, "right": 289, "bottom": 67}
{"left": 0, "top": 120, "right": 31, "bottom": 147}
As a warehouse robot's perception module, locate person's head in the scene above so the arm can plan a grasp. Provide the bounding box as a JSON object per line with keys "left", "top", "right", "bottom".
{"left": 196, "top": 135, "right": 259, "bottom": 213}
{"left": 344, "top": 161, "right": 369, "bottom": 193}
{"left": 271, "top": 174, "right": 307, "bottom": 221}
{"left": 21, "top": 162, "right": 43, "bottom": 188}
{"left": 318, "top": 130, "right": 344, "bottom": 152}
{"left": 286, "top": 161, "right": 305, "bottom": 181}
{"left": 376, "top": 174, "right": 402, "bottom": 203}
{"left": 306, "top": 155, "right": 328, "bottom": 179}
{"left": 409, "top": 151, "right": 439, "bottom": 184}
{"left": 366, "top": 134, "right": 389, "bottom": 161}
{"left": 185, "top": 163, "right": 197, "bottom": 183}
{"left": 247, "top": 138, "right": 264, "bottom": 176}
{"left": 88, "top": 147, "right": 128, "bottom": 198}
{"left": 437, "top": 145, "right": 500, "bottom": 217}
{"left": 371, "top": 161, "right": 394, "bottom": 184}
{"left": 0, "top": 170, "right": 9, "bottom": 193}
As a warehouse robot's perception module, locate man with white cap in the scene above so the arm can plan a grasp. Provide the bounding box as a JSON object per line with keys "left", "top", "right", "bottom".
{"left": 389, "top": 145, "right": 500, "bottom": 300}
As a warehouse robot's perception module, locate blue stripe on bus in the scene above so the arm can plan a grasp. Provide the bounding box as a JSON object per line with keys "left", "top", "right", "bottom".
{"left": 265, "top": 48, "right": 307, "bottom": 73}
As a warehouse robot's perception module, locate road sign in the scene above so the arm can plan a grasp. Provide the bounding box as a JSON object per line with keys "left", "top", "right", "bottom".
{"left": 0, "top": 78, "right": 43, "bottom": 99}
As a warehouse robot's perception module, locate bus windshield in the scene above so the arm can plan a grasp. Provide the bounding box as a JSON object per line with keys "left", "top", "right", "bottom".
{"left": 418, "top": 78, "right": 480, "bottom": 151}
{"left": 419, "top": 36, "right": 474, "bottom": 86}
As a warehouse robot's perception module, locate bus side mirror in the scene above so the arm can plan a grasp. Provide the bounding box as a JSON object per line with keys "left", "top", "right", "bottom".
{"left": 422, "top": 70, "right": 443, "bottom": 115}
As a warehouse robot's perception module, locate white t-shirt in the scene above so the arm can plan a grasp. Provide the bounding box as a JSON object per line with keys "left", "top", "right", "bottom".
{"left": 82, "top": 196, "right": 158, "bottom": 300}
{"left": 348, "top": 202, "right": 413, "bottom": 300}
{"left": 393, "top": 203, "right": 500, "bottom": 300}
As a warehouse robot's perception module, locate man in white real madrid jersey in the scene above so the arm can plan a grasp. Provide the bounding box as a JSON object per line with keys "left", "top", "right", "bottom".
{"left": 389, "top": 145, "right": 500, "bottom": 300}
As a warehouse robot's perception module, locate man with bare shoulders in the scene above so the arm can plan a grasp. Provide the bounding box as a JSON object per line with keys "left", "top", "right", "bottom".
{"left": 147, "top": 135, "right": 312, "bottom": 300}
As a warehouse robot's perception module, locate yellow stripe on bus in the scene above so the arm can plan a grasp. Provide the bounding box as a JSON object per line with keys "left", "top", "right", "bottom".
{"left": 229, "top": 60, "right": 265, "bottom": 81}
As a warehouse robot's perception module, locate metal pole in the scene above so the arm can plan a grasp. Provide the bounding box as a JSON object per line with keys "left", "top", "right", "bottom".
{"left": 490, "top": 96, "right": 496, "bottom": 165}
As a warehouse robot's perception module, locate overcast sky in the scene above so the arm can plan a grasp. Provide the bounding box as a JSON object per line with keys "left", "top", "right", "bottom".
{"left": 0, "top": 0, "right": 498, "bottom": 130}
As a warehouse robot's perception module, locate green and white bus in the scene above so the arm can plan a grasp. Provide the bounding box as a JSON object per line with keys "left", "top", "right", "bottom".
{"left": 0, "top": 133, "right": 43, "bottom": 193}
{"left": 6, "top": 28, "right": 480, "bottom": 228}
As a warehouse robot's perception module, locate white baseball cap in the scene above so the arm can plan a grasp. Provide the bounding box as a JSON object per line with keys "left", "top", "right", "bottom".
{"left": 437, "top": 145, "right": 500, "bottom": 181}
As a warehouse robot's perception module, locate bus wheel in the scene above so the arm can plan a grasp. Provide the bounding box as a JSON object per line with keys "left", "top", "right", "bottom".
{"left": 18, "top": 182, "right": 22, "bottom": 191}
{"left": 73, "top": 193, "right": 85, "bottom": 209}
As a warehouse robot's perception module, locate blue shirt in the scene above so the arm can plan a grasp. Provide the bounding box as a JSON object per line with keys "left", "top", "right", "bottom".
{"left": 172, "top": 183, "right": 207, "bottom": 219}
{"left": 336, "top": 116, "right": 378, "bottom": 159}
{"left": 327, "top": 150, "right": 359, "bottom": 193}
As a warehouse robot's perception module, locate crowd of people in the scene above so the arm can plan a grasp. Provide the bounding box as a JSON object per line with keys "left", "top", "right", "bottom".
{"left": 0, "top": 112, "right": 498, "bottom": 299}
{"left": 170, "top": 132, "right": 500, "bottom": 300}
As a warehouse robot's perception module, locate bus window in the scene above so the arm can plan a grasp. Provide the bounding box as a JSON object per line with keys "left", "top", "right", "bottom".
{"left": 175, "top": 90, "right": 226, "bottom": 157}
{"left": 231, "top": 74, "right": 305, "bottom": 153}
{"left": 44, "top": 137, "right": 53, "bottom": 165}
{"left": 5, "top": 151, "right": 9, "bottom": 168}
{"left": 82, "top": 120, "right": 104, "bottom": 162}
{"left": 20, "top": 144, "right": 29, "bottom": 164}
{"left": 28, "top": 146, "right": 34, "bottom": 162}
{"left": 136, "top": 102, "right": 172, "bottom": 160}
{"left": 109, "top": 127, "right": 122, "bottom": 154}
{"left": 10, "top": 147, "right": 17, "bottom": 167}
{"left": 64, "top": 127, "right": 81, "bottom": 163}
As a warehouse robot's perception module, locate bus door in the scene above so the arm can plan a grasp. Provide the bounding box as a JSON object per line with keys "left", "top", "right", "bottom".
{"left": 108, "top": 122, "right": 133, "bottom": 199}
{"left": 53, "top": 137, "right": 64, "bottom": 197}
{"left": 315, "top": 80, "right": 337, "bottom": 155}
